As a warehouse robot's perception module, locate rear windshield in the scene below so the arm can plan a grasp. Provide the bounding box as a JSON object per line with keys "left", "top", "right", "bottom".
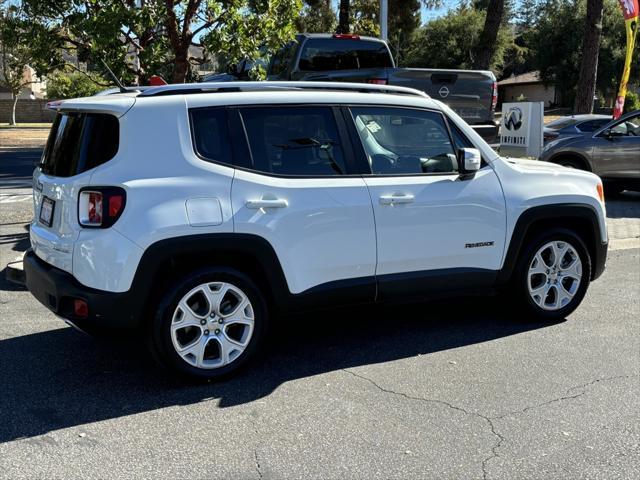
{"left": 298, "top": 38, "right": 393, "bottom": 72}
{"left": 545, "top": 117, "right": 579, "bottom": 131}
{"left": 40, "top": 112, "right": 119, "bottom": 177}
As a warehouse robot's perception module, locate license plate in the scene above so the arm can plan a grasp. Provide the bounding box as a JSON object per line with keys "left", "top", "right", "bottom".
{"left": 39, "top": 196, "right": 55, "bottom": 227}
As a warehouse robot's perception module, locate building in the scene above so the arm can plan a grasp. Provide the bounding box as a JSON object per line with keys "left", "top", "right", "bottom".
{"left": 0, "top": 65, "right": 47, "bottom": 99}
{"left": 498, "top": 71, "right": 558, "bottom": 108}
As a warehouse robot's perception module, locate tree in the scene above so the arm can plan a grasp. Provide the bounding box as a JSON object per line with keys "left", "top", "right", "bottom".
{"left": 296, "top": 0, "right": 336, "bottom": 32}
{"left": 528, "top": 0, "right": 637, "bottom": 108}
{"left": 405, "top": 6, "right": 514, "bottom": 74}
{"left": 574, "top": 0, "right": 605, "bottom": 113}
{"left": 473, "top": 0, "right": 506, "bottom": 69}
{"left": 46, "top": 70, "right": 110, "bottom": 99}
{"left": 24, "top": 0, "right": 301, "bottom": 84}
{"left": 0, "top": 2, "right": 55, "bottom": 124}
{"left": 338, "top": 0, "right": 350, "bottom": 33}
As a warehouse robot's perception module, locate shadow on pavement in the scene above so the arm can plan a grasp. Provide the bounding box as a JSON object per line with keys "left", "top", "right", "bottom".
{"left": 0, "top": 149, "right": 42, "bottom": 190}
{"left": 606, "top": 191, "right": 640, "bottom": 219}
{"left": 0, "top": 298, "right": 558, "bottom": 443}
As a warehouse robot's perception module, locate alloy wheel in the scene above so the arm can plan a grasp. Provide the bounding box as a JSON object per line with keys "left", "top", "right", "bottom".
{"left": 527, "top": 240, "right": 583, "bottom": 311}
{"left": 170, "top": 282, "right": 254, "bottom": 369}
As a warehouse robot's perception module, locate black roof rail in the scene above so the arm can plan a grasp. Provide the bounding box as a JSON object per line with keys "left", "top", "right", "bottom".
{"left": 137, "top": 81, "right": 430, "bottom": 99}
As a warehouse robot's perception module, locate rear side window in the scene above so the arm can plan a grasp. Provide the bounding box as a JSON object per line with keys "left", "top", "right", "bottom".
{"left": 240, "top": 106, "right": 347, "bottom": 176}
{"left": 269, "top": 41, "right": 297, "bottom": 79}
{"left": 190, "top": 108, "right": 232, "bottom": 164}
{"left": 576, "top": 119, "right": 609, "bottom": 132}
{"left": 41, "top": 113, "right": 119, "bottom": 177}
{"left": 298, "top": 38, "right": 393, "bottom": 72}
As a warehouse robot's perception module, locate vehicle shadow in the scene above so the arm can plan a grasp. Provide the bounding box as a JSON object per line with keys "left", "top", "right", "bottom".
{"left": 606, "top": 191, "right": 640, "bottom": 219}
{"left": 0, "top": 298, "right": 558, "bottom": 443}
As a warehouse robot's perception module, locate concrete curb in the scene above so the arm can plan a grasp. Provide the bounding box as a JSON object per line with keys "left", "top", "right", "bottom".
{"left": 609, "top": 237, "right": 640, "bottom": 251}
{"left": 5, "top": 254, "right": 26, "bottom": 286}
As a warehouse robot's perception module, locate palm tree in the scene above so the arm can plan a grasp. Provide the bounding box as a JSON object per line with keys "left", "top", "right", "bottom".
{"left": 337, "top": 0, "right": 350, "bottom": 34}
{"left": 574, "top": 0, "right": 604, "bottom": 113}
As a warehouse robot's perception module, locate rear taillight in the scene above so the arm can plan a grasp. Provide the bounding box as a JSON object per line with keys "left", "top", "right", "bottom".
{"left": 366, "top": 78, "right": 387, "bottom": 85}
{"left": 544, "top": 131, "right": 559, "bottom": 142}
{"left": 78, "top": 187, "right": 126, "bottom": 228}
{"left": 333, "top": 34, "right": 360, "bottom": 40}
{"left": 491, "top": 81, "right": 498, "bottom": 112}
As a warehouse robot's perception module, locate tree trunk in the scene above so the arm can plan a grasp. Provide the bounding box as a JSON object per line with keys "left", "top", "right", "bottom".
{"left": 11, "top": 94, "right": 18, "bottom": 126}
{"left": 337, "top": 0, "right": 350, "bottom": 34}
{"left": 172, "top": 52, "right": 190, "bottom": 83}
{"left": 574, "top": 0, "right": 604, "bottom": 114}
{"left": 473, "top": 0, "right": 505, "bottom": 70}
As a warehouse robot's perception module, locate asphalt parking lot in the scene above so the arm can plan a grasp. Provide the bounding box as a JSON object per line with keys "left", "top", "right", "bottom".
{"left": 1, "top": 148, "right": 639, "bottom": 479}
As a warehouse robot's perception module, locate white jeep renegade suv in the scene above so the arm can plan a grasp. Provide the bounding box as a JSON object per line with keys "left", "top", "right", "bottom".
{"left": 25, "top": 82, "right": 608, "bottom": 379}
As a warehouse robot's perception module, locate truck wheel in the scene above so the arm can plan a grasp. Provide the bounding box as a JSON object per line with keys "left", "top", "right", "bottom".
{"left": 149, "top": 267, "right": 268, "bottom": 380}
{"left": 512, "top": 229, "right": 591, "bottom": 321}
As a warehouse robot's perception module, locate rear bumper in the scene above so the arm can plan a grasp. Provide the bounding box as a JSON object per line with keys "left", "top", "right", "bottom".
{"left": 24, "top": 249, "right": 142, "bottom": 331}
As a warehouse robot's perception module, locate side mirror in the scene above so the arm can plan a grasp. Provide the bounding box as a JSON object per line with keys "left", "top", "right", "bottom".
{"left": 457, "top": 148, "right": 481, "bottom": 175}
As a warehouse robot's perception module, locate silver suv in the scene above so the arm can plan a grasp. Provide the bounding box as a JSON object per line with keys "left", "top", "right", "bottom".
{"left": 540, "top": 110, "right": 640, "bottom": 193}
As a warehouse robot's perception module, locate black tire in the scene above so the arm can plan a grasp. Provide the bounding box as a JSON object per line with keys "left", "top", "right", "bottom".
{"left": 511, "top": 228, "right": 591, "bottom": 321}
{"left": 148, "top": 267, "right": 268, "bottom": 380}
{"left": 556, "top": 158, "right": 587, "bottom": 170}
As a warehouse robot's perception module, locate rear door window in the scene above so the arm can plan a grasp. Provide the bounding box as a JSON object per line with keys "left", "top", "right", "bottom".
{"left": 298, "top": 38, "right": 393, "bottom": 71}
{"left": 239, "top": 106, "right": 347, "bottom": 176}
{"left": 41, "top": 112, "right": 119, "bottom": 177}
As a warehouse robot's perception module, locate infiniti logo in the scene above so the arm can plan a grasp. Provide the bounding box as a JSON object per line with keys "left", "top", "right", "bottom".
{"left": 504, "top": 107, "right": 523, "bottom": 131}
{"left": 438, "top": 86, "right": 450, "bottom": 98}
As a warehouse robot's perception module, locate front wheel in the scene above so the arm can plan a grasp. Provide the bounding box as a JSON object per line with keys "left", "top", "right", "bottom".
{"left": 512, "top": 230, "right": 591, "bottom": 321}
{"left": 148, "top": 267, "right": 268, "bottom": 380}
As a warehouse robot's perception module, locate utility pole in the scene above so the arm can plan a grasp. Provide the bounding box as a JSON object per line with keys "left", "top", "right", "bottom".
{"left": 380, "top": 0, "right": 388, "bottom": 40}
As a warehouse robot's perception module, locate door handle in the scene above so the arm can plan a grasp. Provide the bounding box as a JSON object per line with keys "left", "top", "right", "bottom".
{"left": 379, "top": 193, "right": 415, "bottom": 205}
{"left": 245, "top": 198, "right": 288, "bottom": 209}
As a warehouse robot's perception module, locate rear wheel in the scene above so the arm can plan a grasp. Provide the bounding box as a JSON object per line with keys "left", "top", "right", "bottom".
{"left": 555, "top": 157, "right": 587, "bottom": 170}
{"left": 512, "top": 229, "right": 591, "bottom": 321}
{"left": 149, "top": 267, "right": 268, "bottom": 380}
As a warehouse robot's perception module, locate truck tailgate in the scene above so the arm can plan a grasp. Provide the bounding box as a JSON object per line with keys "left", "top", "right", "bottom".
{"left": 388, "top": 68, "right": 495, "bottom": 125}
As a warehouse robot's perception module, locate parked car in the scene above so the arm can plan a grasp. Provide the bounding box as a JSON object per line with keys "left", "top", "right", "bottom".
{"left": 203, "top": 33, "right": 499, "bottom": 143}
{"left": 544, "top": 114, "right": 611, "bottom": 143}
{"left": 540, "top": 110, "right": 640, "bottom": 193}
{"left": 25, "top": 82, "right": 607, "bottom": 379}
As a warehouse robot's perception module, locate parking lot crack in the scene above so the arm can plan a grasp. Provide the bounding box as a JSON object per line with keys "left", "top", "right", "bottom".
{"left": 250, "top": 418, "right": 263, "bottom": 480}
{"left": 253, "top": 449, "right": 263, "bottom": 480}
{"left": 492, "top": 374, "right": 637, "bottom": 420}
{"left": 342, "top": 368, "right": 504, "bottom": 480}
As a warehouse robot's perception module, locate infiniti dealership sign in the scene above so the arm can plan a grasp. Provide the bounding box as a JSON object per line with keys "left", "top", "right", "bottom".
{"left": 500, "top": 102, "right": 544, "bottom": 158}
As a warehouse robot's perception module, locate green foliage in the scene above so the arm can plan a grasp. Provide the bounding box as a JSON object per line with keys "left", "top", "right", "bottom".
{"left": 625, "top": 90, "right": 640, "bottom": 112}
{"left": 23, "top": 0, "right": 301, "bottom": 84}
{"left": 296, "top": 0, "right": 336, "bottom": 32}
{"left": 204, "top": 0, "right": 302, "bottom": 81}
{"left": 46, "top": 70, "right": 109, "bottom": 99}
{"left": 351, "top": 0, "right": 380, "bottom": 37}
{"left": 404, "top": 6, "right": 514, "bottom": 74}
{"left": 525, "top": 0, "right": 639, "bottom": 107}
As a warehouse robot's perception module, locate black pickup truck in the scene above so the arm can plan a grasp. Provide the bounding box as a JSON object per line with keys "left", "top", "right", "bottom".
{"left": 205, "top": 33, "right": 499, "bottom": 142}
